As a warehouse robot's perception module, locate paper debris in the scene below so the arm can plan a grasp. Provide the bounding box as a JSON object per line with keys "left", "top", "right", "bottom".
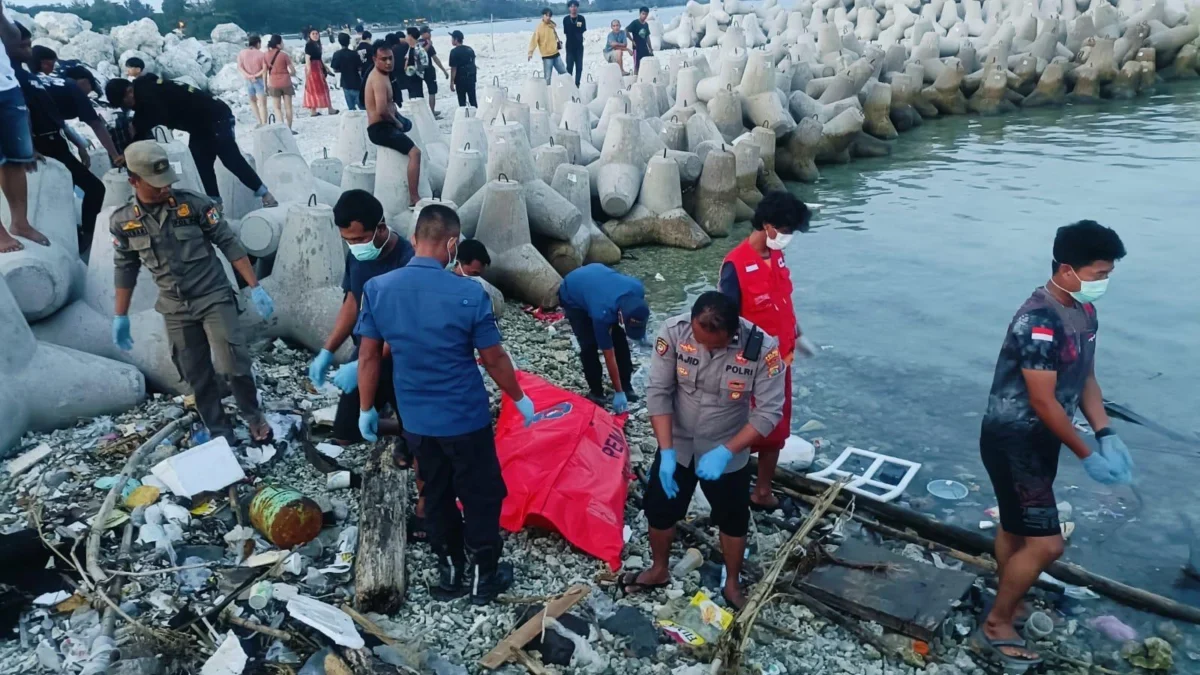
{"left": 151, "top": 437, "right": 246, "bottom": 498}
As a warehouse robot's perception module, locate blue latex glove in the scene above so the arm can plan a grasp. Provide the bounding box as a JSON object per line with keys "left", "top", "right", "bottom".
{"left": 514, "top": 395, "right": 536, "bottom": 426}
{"left": 612, "top": 391, "right": 629, "bottom": 414}
{"left": 1099, "top": 433, "right": 1134, "bottom": 481}
{"left": 112, "top": 315, "right": 133, "bottom": 351}
{"left": 250, "top": 285, "right": 275, "bottom": 320}
{"left": 696, "top": 444, "right": 735, "bottom": 481}
{"left": 308, "top": 348, "right": 334, "bottom": 387}
{"left": 1082, "top": 451, "right": 1123, "bottom": 485}
{"left": 657, "top": 448, "right": 679, "bottom": 499}
{"left": 332, "top": 361, "right": 359, "bottom": 393}
{"left": 358, "top": 407, "right": 379, "bottom": 442}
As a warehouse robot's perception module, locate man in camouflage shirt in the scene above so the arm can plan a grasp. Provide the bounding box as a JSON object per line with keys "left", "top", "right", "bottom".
{"left": 975, "top": 220, "right": 1132, "bottom": 667}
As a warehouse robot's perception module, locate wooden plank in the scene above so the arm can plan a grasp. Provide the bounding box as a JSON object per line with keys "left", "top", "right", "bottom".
{"left": 479, "top": 584, "right": 590, "bottom": 670}
{"left": 796, "top": 539, "right": 977, "bottom": 642}
{"left": 355, "top": 443, "right": 408, "bottom": 613}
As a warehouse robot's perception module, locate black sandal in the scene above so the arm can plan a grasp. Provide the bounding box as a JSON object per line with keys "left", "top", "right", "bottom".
{"left": 617, "top": 570, "right": 670, "bottom": 597}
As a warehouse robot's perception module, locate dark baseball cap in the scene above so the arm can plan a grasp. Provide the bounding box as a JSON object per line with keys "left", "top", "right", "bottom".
{"left": 449, "top": 30, "right": 465, "bottom": 41}
{"left": 420, "top": 25, "right": 431, "bottom": 35}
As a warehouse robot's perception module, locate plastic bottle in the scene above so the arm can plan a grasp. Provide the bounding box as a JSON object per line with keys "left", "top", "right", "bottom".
{"left": 191, "top": 423, "right": 210, "bottom": 445}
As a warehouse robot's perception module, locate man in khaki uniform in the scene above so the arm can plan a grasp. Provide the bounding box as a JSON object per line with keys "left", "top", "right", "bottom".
{"left": 110, "top": 140, "right": 276, "bottom": 445}
{"left": 622, "top": 291, "right": 786, "bottom": 610}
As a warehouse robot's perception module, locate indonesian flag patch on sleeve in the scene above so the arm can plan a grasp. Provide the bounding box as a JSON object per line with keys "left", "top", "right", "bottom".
{"left": 1031, "top": 326, "right": 1054, "bottom": 342}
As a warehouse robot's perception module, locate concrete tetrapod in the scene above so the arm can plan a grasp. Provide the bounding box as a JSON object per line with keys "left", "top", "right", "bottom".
{"left": 311, "top": 148, "right": 345, "bottom": 186}
{"left": 471, "top": 178, "right": 563, "bottom": 309}
{"left": 260, "top": 153, "right": 342, "bottom": 206}
{"left": 751, "top": 126, "right": 786, "bottom": 193}
{"left": 441, "top": 144, "right": 486, "bottom": 209}
{"left": 449, "top": 108, "right": 488, "bottom": 163}
{"left": 238, "top": 206, "right": 288, "bottom": 258}
{"left": 550, "top": 163, "right": 622, "bottom": 266}
{"left": 101, "top": 168, "right": 134, "bottom": 209}
{"left": 253, "top": 118, "right": 302, "bottom": 174}
{"left": 0, "top": 157, "right": 83, "bottom": 321}
{"left": 776, "top": 115, "right": 825, "bottom": 183}
{"left": 602, "top": 154, "right": 712, "bottom": 251}
{"left": 243, "top": 201, "right": 353, "bottom": 361}
{"left": 682, "top": 144, "right": 737, "bottom": 238}
{"left": 457, "top": 122, "right": 583, "bottom": 255}
{"left": 732, "top": 138, "right": 764, "bottom": 208}
{"left": 341, "top": 159, "right": 377, "bottom": 194}
{"left": 335, "top": 111, "right": 376, "bottom": 167}
{"left": 0, "top": 277, "right": 145, "bottom": 456}
{"left": 217, "top": 152, "right": 261, "bottom": 221}
{"left": 151, "top": 127, "right": 205, "bottom": 195}
{"left": 401, "top": 100, "right": 450, "bottom": 195}
{"left": 373, "top": 144, "right": 434, "bottom": 223}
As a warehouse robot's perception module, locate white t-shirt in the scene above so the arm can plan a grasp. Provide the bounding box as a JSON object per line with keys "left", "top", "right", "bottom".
{"left": 0, "top": 11, "right": 19, "bottom": 92}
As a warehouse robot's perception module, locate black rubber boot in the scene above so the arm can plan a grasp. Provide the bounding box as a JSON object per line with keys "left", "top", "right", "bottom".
{"left": 469, "top": 547, "right": 514, "bottom": 606}
{"left": 430, "top": 548, "right": 468, "bottom": 600}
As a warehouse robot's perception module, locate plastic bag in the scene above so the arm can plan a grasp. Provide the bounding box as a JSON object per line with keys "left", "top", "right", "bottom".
{"left": 496, "top": 372, "right": 632, "bottom": 570}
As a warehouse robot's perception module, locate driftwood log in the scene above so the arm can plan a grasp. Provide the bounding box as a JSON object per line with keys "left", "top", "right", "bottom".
{"left": 355, "top": 442, "right": 408, "bottom": 613}
{"left": 764, "top": 463, "right": 1200, "bottom": 624}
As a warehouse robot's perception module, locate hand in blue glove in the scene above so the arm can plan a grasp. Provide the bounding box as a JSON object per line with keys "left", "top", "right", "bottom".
{"left": 358, "top": 407, "right": 379, "bottom": 442}
{"left": 657, "top": 448, "right": 679, "bottom": 499}
{"left": 309, "top": 348, "right": 334, "bottom": 387}
{"left": 250, "top": 285, "right": 275, "bottom": 320}
{"left": 332, "top": 360, "right": 359, "bottom": 393}
{"left": 612, "top": 391, "right": 629, "bottom": 414}
{"left": 696, "top": 444, "right": 735, "bottom": 481}
{"left": 112, "top": 315, "right": 133, "bottom": 351}
{"left": 1082, "top": 451, "right": 1123, "bottom": 485}
{"left": 514, "top": 395, "right": 536, "bottom": 426}
{"left": 1099, "top": 433, "right": 1134, "bottom": 481}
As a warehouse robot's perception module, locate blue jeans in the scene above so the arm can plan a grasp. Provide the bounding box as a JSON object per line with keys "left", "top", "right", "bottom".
{"left": 344, "top": 88, "right": 363, "bottom": 111}
{"left": 542, "top": 55, "right": 566, "bottom": 84}
{"left": 246, "top": 77, "right": 266, "bottom": 98}
{"left": 0, "top": 87, "right": 34, "bottom": 165}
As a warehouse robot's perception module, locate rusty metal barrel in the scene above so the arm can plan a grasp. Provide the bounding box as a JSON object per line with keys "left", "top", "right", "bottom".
{"left": 249, "top": 485, "right": 324, "bottom": 548}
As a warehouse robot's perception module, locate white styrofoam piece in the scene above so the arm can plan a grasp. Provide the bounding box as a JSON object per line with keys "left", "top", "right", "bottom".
{"left": 807, "top": 446, "right": 921, "bottom": 503}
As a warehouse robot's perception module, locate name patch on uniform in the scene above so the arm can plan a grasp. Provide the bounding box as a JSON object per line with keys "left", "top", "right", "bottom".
{"left": 1031, "top": 327, "right": 1054, "bottom": 342}
{"left": 745, "top": 264, "right": 759, "bottom": 273}
{"left": 677, "top": 365, "right": 690, "bottom": 377}
{"left": 678, "top": 343, "right": 697, "bottom": 354}
{"left": 677, "top": 354, "right": 699, "bottom": 366}
{"left": 725, "top": 365, "right": 752, "bottom": 376}
{"left": 177, "top": 203, "right": 191, "bottom": 218}
{"left": 727, "top": 380, "right": 746, "bottom": 391}
{"left": 656, "top": 337, "right": 669, "bottom": 355}
{"left": 205, "top": 207, "right": 220, "bottom": 226}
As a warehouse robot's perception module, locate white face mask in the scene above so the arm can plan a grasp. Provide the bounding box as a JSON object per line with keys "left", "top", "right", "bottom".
{"left": 766, "top": 229, "right": 793, "bottom": 251}
{"left": 1053, "top": 266, "right": 1109, "bottom": 304}
{"left": 445, "top": 237, "right": 458, "bottom": 271}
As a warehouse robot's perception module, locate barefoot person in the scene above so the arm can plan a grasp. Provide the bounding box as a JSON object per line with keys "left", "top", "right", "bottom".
{"left": 604, "top": 20, "right": 631, "bottom": 76}
{"left": 111, "top": 141, "right": 277, "bottom": 446}
{"left": 629, "top": 292, "right": 785, "bottom": 610}
{"left": 237, "top": 34, "right": 267, "bottom": 126}
{"left": 0, "top": 6, "right": 44, "bottom": 253}
{"left": 719, "top": 191, "right": 813, "bottom": 511}
{"left": 364, "top": 40, "right": 421, "bottom": 208}
{"left": 975, "top": 220, "right": 1132, "bottom": 667}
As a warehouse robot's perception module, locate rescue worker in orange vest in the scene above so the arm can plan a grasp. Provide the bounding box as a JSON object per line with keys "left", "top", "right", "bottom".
{"left": 718, "top": 191, "right": 813, "bottom": 511}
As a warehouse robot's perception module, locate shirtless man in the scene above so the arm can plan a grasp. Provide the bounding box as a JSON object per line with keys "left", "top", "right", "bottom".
{"left": 364, "top": 41, "right": 421, "bottom": 207}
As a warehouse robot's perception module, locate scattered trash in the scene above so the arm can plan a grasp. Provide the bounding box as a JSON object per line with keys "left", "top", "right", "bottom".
{"left": 249, "top": 485, "right": 324, "bottom": 548}
{"left": 95, "top": 475, "right": 142, "bottom": 499}
{"left": 656, "top": 592, "right": 733, "bottom": 646}
{"left": 312, "top": 405, "right": 338, "bottom": 427}
{"left": 809, "top": 447, "right": 921, "bottom": 503}
{"left": 88, "top": 509, "right": 130, "bottom": 530}
{"left": 248, "top": 580, "right": 273, "bottom": 610}
{"left": 927, "top": 480, "right": 969, "bottom": 501}
{"left": 201, "top": 631, "right": 248, "bottom": 675}
{"left": 315, "top": 443, "right": 345, "bottom": 459}
{"left": 779, "top": 435, "right": 815, "bottom": 472}
{"left": 1060, "top": 521, "right": 1076, "bottom": 540}
{"left": 326, "top": 471, "right": 352, "bottom": 490}
{"left": 1089, "top": 615, "right": 1138, "bottom": 642}
{"left": 33, "top": 590, "right": 72, "bottom": 607}
{"left": 978, "top": 521, "right": 996, "bottom": 530}
{"left": 600, "top": 606, "right": 658, "bottom": 658}
{"left": 242, "top": 445, "right": 278, "bottom": 466}
{"left": 123, "top": 485, "right": 161, "bottom": 508}
{"left": 1123, "top": 637, "right": 1174, "bottom": 671}
{"left": 671, "top": 548, "right": 704, "bottom": 578}
{"left": 243, "top": 550, "right": 289, "bottom": 568}
{"left": 1063, "top": 585, "right": 1101, "bottom": 601}
{"left": 654, "top": 273, "right": 666, "bottom": 281}
{"left": 7, "top": 443, "right": 53, "bottom": 476}
{"left": 1024, "top": 611, "right": 1054, "bottom": 640}
{"left": 177, "top": 556, "right": 212, "bottom": 591}
{"left": 285, "top": 594, "right": 364, "bottom": 648}
{"left": 797, "top": 419, "right": 826, "bottom": 433}
{"left": 151, "top": 437, "right": 246, "bottom": 498}
{"left": 1057, "top": 501, "right": 1073, "bottom": 521}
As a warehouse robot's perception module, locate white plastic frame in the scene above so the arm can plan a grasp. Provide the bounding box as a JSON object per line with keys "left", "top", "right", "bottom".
{"left": 807, "top": 446, "right": 922, "bottom": 503}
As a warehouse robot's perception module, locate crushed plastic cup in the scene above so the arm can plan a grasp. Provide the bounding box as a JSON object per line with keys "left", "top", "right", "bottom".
{"left": 248, "top": 580, "right": 273, "bottom": 610}
{"left": 927, "top": 479, "right": 969, "bottom": 500}
{"left": 1024, "top": 611, "right": 1055, "bottom": 640}
{"left": 672, "top": 548, "right": 704, "bottom": 578}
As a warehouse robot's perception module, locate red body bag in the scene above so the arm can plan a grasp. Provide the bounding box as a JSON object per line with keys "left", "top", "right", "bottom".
{"left": 495, "top": 372, "right": 632, "bottom": 571}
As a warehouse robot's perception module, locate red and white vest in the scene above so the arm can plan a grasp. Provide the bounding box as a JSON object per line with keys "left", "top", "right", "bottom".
{"left": 723, "top": 240, "right": 797, "bottom": 359}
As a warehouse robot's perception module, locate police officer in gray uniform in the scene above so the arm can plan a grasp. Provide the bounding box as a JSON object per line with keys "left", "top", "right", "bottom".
{"left": 623, "top": 292, "right": 786, "bottom": 610}
{"left": 110, "top": 140, "right": 277, "bottom": 445}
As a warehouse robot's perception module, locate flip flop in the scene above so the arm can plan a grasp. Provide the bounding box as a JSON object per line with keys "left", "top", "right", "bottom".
{"left": 971, "top": 627, "right": 1043, "bottom": 667}
{"left": 749, "top": 497, "right": 782, "bottom": 513}
{"left": 722, "top": 587, "right": 747, "bottom": 612}
{"left": 618, "top": 570, "right": 670, "bottom": 597}
{"left": 981, "top": 597, "right": 1029, "bottom": 631}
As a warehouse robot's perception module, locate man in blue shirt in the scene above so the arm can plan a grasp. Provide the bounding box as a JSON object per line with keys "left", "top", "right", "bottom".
{"left": 308, "top": 190, "right": 414, "bottom": 445}
{"left": 355, "top": 204, "right": 536, "bottom": 605}
{"left": 558, "top": 264, "right": 650, "bottom": 413}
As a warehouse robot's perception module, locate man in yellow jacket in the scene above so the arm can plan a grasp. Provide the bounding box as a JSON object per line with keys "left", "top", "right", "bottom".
{"left": 528, "top": 8, "right": 566, "bottom": 84}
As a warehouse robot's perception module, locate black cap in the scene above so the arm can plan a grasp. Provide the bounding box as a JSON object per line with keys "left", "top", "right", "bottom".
{"left": 420, "top": 25, "right": 431, "bottom": 34}
{"left": 449, "top": 30, "right": 465, "bottom": 41}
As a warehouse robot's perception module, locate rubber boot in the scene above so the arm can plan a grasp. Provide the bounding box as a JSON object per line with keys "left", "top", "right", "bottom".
{"left": 431, "top": 548, "right": 468, "bottom": 601}
{"left": 469, "top": 547, "right": 514, "bottom": 605}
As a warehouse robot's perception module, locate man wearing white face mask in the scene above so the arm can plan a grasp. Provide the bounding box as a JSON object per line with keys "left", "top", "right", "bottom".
{"left": 308, "top": 189, "right": 414, "bottom": 444}
{"left": 975, "top": 220, "right": 1130, "bottom": 668}
{"left": 719, "top": 190, "right": 811, "bottom": 512}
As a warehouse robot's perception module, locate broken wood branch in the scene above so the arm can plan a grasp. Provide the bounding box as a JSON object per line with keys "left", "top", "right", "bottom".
{"left": 715, "top": 481, "right": 844, "bottom": 675}
{"left": 86, "top": 411, "right": 196, "bottom": 584}
{"left": 766, "top": 464, "right": 1200, "bottom": 624}
{"left": 225, "top": 612, "right": 296, "bottom": 642}
{"left": 341, "top": 604, "right": 398, "bottom": 646}
{"left": 479, "top": 584, "right": 590, "bottom": 670}
{"left": 355, "top": 441, "right": 408, "bottom": 613}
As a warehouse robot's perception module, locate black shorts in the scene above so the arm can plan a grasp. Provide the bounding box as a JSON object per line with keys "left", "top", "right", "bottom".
{"left": 332, "top": 355, "right": 397, "bottom": 443}
{"left": 367, "top": 121, "right": 415, "bottom": 155}
{"left": 644, "top": 450, "right": 751, "bottom": 538}
{"left": 424, "top": 72, "right": 438, "bottom": 95}
{"left": 406, "top": 76, "right": 424, "bottom": 101}
{"left": 980, "top": 426, "right": 1062, "bottom": 537}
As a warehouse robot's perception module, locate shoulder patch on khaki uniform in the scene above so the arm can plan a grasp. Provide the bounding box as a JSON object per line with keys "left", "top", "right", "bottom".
{"left": 655, "top": 337, "right": 669, "bottom": 356}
